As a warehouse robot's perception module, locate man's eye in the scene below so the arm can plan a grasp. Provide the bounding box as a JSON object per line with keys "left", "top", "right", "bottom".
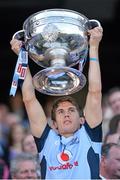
{"left": 58, "top": 110, "right": 64, "bottom": 114}
{"left": 69, "top": 108, "right": 75, "bottom": 112}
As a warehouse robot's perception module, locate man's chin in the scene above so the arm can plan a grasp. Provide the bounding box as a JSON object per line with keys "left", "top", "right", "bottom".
{"left": 60, "top": 127, "right": 77, "bottom": 136}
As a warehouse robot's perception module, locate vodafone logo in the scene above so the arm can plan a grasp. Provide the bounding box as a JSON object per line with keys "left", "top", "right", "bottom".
{"left": 57, "top": 150, "right": 72, "bottom": 164}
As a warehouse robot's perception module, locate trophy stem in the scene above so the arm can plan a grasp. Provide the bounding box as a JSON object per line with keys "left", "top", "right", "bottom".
{"left": 51, "top": 58, "right": 66, "bottom": 67}
{"left": 45, "top": 48, "right": 68, "bottom": 67}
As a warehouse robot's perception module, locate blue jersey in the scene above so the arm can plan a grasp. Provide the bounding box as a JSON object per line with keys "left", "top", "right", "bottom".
{"left": 34, "top": 121, "right": 102, "bottom": 179}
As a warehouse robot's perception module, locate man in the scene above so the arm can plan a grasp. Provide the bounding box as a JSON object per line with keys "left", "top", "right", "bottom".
{"left": 10, "top": 153, "right": 39, "bottom": 179}
{"left": 100, "top": 143, "right": 120, "bottom": 179}
{"left": 10, "top": 26, "right": 103, "bottom": 179}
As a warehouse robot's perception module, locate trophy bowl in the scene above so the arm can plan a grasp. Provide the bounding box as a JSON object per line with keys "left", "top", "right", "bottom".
{"left": 13, "top": 9, "right": 100, "bottom": 96}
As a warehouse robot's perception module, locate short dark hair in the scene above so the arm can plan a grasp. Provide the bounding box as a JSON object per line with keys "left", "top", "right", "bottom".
{"left": 51, "top": 96, "right": 82, "bottom": 121}
{"left": 101, "top": 143, "right": 120, "bottom": 157}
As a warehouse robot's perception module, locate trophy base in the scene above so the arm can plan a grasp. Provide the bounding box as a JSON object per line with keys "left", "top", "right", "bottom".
{"left": 33, "top": 67, "right": 86, "bottom": 96}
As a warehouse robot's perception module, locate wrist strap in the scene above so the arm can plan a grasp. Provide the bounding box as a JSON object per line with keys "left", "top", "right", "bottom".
{"left": 89, "top": 57, "right": 98, "bottom": 61}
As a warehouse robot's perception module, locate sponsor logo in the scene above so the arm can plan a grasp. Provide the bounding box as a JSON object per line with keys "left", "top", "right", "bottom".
{"left": 57, "top": 150, "right": 72, "bottom": 164}
{"left": 49, "top": 161, "right": 78, "bottom": 171}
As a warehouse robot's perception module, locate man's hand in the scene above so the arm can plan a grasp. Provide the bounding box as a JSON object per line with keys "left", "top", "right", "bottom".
{"left": 88, "top": 27, "right": 103, "bottom": 47}
{"left": 10, "top": 39, "right": 23, "bottom": 55}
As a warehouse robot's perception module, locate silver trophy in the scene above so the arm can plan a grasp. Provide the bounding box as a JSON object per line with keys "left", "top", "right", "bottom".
{"left": 13, "top": 9, "right": 100, "bottom": 96}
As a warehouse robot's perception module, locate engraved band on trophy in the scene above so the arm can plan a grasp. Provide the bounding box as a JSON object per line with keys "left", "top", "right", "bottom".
{"left": 12, "top": 9, "right": 101, "bottom": 96}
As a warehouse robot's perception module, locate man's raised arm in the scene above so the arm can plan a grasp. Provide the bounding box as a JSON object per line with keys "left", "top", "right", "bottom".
{"left": 84, "top": 27, "right": 103, "bottom": 128}
{"left": 10, "top": 39, "right": 47, "bottom": 137}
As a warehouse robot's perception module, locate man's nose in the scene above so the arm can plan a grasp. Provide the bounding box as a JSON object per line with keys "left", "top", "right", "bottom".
{"left": 27, "top": 171, "right": 35, "bottom": 179}
{"left": 64, "top": 110, "right": 70, "bottom": 116}
{"left": 26, "top": 171, "right": 36, "bottom": 179}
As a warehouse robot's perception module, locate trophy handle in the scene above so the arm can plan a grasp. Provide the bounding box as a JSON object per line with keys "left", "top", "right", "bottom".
{"left": 12, "top": 30, "right": 25, "bottom": 40}
{"left": 88, "top": 19, "right": 101, "bottom": 29}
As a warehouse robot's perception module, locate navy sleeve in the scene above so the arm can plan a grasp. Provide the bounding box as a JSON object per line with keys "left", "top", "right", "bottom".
{"left": 84, "top": 121, "right": 102, "bottom": 142}
{"left": 34, "top": 124, "right": 51, "bottom": 152}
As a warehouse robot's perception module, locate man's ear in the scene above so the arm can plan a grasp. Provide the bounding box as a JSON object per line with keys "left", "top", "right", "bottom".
{"left": 52, "top": 120, "right": 58, "bottom": 130}
{"left": 101, "top": 155, "right": 107, "bottom": 167}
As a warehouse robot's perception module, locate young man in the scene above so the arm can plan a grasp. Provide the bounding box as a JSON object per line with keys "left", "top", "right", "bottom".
{"left": 10, "top": 26, "right": 103, "bottom": 179}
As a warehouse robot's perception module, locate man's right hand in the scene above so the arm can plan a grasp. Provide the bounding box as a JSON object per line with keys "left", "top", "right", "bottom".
{"left": 10, "top": 39, "right": 23, "bottom": 55}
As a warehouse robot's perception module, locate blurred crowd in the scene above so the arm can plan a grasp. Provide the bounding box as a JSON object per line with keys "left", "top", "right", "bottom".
{"left": 1, "top": 86, "right": 120, "bottom": 179}
{"left": 0, "top": 91, "right": 40, "bottom": 179}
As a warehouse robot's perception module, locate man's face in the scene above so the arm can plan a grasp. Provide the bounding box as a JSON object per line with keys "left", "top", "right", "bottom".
{"left": 13, "top": 160, "right": 38, "bottom": 180}
{"left": 53, "top": 101, "right": 81, "bottom": 137}
{"left": 106, "top": 146, "right": 120, "bottom": 178}
{"left": 109, "top": 91, "right": 120, "bottom": 115}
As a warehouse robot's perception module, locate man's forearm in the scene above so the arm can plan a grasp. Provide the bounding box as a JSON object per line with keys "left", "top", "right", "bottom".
{"left": 88, "top": 46, "right": 102, "bottom": 93}
{"left": 22, "top": 67, "right": 36, "bottom": 103}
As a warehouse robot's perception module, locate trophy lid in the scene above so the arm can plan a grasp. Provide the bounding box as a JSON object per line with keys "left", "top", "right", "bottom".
{"left": 23, "top": 8, "right": 89, "bottom": 29}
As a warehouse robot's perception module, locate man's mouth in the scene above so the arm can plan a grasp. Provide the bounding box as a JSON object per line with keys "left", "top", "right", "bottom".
{"left": 64, "top": 120, "right": 71, "bottom": 125}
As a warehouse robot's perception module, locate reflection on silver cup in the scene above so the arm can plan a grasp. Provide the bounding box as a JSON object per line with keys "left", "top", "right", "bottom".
{"left": 13, "top": 9, "right": 100, "bottom": 96}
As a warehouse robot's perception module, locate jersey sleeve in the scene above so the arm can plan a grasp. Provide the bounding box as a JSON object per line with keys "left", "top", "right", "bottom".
{"left": 84, "top": 121, "right": 102, "bottom": 142}
{"left": 34, "top": 124, "right": 51, "bottom": 153}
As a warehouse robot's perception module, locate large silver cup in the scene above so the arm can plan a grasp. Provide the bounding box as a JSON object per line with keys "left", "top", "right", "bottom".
{"left": 13, "top": 9, "right": 100, "bottom": 96}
